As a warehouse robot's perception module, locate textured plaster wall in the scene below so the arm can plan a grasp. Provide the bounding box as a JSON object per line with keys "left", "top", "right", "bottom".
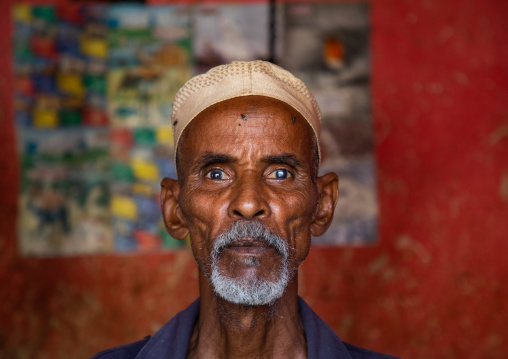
{"left": 1, "top": 0, "right": 508, "bottom": 358}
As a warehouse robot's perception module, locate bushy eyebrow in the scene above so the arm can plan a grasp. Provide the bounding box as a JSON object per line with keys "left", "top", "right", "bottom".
{"left": 262, "top": 154, "right": 303, "bottom": 171}
{"left": 193, "top": 152, "right": 234, "bottom": 171}
{"left": 191, "top": 152, "right": 303, "bottom": 173}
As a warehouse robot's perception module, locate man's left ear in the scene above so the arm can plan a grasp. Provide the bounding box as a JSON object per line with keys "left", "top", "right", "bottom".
{"left": 311, "top": 172, "right": 339, "bottom": 237}
{"left": 160, "top": 178, "right": 189, "bottom": 240}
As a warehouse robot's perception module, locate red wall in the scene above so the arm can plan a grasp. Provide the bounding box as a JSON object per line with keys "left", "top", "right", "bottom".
{"left": 1, "top": 1, "right": 508, "bottom": 358}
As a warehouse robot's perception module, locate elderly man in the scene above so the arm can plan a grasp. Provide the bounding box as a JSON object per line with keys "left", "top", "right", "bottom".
{"left": 93, "top": 61, "right": 397, "bottom": 359}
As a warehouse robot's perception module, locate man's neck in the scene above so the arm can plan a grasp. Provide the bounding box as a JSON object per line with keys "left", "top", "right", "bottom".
{"left": 186, "top": 271, "right": 307, "bottom": 359}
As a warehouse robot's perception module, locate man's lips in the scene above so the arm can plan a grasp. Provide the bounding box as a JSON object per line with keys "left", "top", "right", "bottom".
{"left": 222, "top": 238, "right": 276, "bottom": 255}
{"left": 226, "top": 246, "right": 274, "bottom": 255}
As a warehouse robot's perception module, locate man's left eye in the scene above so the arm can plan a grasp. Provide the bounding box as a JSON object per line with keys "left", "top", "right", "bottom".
{"left": 268, "top": 169, "right": 292, "bottom": 179}
{"left": 206, "top": 169, "right": 228, "bottom": 180}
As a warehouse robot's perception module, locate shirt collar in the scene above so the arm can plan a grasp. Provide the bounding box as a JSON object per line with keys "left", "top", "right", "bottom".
{"left": 136, "top": 297, "right": 352, "bottom": 359}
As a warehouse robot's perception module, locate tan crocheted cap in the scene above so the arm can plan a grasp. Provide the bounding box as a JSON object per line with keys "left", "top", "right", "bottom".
{"left": 171, "top": 60, "right": 322, "bottom": 163}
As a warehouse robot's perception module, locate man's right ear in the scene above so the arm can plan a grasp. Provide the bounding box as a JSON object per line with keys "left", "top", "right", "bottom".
{"left": 160, "top": 178, "right": 189, "bottom": 240}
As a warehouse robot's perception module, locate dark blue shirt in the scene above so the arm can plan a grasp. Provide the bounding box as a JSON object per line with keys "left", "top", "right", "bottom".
{"left": 91, "top": 298, "right": 398, "bottom": 359}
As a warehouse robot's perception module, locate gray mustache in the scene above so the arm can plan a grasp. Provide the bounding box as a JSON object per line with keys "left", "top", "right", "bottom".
{"left": 213, "top": 221, "right": 289, "bottom": 258}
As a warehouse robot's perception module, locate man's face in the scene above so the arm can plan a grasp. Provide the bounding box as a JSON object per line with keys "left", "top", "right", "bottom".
{"left": 176, "top": 95, "right": 320, "bottom": 304}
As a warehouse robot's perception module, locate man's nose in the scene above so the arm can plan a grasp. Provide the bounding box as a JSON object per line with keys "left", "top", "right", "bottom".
{"left": 228, "top": 174, "right": 270, "bottom": 220}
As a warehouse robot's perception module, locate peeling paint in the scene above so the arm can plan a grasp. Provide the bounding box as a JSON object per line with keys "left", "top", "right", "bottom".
{"left": 340, "top": 315, "right": 355, "bottom": 335}
{"left": 396, "top": 235, "right": 432, "bottom": 264}
{"left": 488, "top": 125, "right": 508, "bottom": 146}
{"left": 453, "top": 71, "right": 469, "bottom": 85}
{"left": 369, "top": 254, "right": 389, "bottom": 274}
{"left": 500, "top": 173, "right": 508, "bottom": 202}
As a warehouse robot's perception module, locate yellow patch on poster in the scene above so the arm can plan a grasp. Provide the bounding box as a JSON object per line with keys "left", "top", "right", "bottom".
{"left": 184, "top": 234, "right": 191, "bottom": 248}
{"left": 33, "top": 109, "right": 58, "bottom": 128}
{"left": 57, "top": 73, "right": 84, "bottom": 96}
{"left": 111, "top": 196, "right": 138, "bottom": 220}
{"left": 81, "top": 37, "right": 107, "bottom": 58}
{"left": 132, "top": 183, "right": 154, "bottom": 196}
{"left": 156, "top": 126, "right": 174, "bottom": 146}
{"left": 13, "top": 4, "right": 32, "bottom": 23}
{"left": 131, "top": 159, "right": 159, "bottom": 182}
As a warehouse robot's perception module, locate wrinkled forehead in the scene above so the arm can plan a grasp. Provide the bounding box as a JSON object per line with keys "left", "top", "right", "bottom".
{"left": 175, "top": 96, "right": 317, "bottom": 173}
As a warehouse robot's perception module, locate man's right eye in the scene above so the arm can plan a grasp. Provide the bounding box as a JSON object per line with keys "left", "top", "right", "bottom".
{"left": 206, "top": 169, "right": 227, "bottom": 180}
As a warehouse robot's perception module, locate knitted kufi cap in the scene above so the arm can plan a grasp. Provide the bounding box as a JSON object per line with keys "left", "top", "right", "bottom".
{"left": 171, "top": 60, "right": 322, "bottom": 162}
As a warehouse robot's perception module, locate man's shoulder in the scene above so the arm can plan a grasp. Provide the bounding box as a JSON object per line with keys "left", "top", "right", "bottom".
{"left": 90, "top": 337, "right": 150, "bottom": 359}
{"left": 343, "top": 342, "right": 399, "bottom": 359}
{"left": 298, "top": 297, "right": 399, "bottom": 359}
{"left": 90, "top": 299, "right": 200, "bottom": 359}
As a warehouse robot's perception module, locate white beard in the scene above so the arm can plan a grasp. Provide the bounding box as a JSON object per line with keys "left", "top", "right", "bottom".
{"left": 209, "top": 221, "right": 293, "bottom": 306}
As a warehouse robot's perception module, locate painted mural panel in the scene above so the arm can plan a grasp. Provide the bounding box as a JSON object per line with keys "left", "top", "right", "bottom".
{"left": 13, "top": 4, "right": 192, "bottom": 255}
{"left": 106, "top": 4, "right": 192, "bottom": 252}
{"left": 280, "top": 2, "right": 376, "bottom": 245}
{"left": 13, "top": 4, "right": 113, "bottom": 256}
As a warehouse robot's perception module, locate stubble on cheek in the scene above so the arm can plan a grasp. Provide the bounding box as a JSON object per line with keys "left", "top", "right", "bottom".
{"left": 177, "top": 190, "right": 217, "bottom": 276}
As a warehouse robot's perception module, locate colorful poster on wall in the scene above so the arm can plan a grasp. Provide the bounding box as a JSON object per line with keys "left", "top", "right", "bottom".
{"left": 280, "top": 2, "right": 376, "bottom": 245}
{"left": 13, "top": 4, "right": 193, "bottom": 256}
{"left": 13, "top": 4, "right": 113, "bottom": 255}
{"left": 106, "top": 4, "right": 192, "bottom": 252}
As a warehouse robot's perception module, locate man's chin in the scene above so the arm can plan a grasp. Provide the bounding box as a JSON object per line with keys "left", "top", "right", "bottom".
{"left": 210, "top": 267, "right": 291, "bottom": 306}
